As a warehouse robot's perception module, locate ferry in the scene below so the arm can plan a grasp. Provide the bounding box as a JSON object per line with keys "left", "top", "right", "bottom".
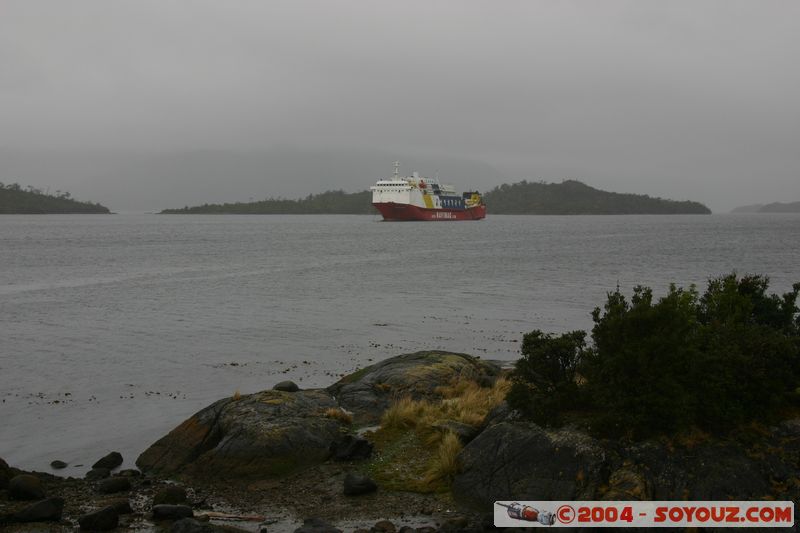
{"left": 370, "top": 162, "right": 486, "bottom": 221}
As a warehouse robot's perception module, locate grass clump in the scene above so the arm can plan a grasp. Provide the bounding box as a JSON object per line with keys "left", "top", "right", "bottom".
{"left": 370, "top": 375, "right": 509, "bottom": 492}
{"left": 422, "top": 431, "right": 463, "bottom": 486}
{"left": 323, "top": 407, "right": 353, "bottom": 424}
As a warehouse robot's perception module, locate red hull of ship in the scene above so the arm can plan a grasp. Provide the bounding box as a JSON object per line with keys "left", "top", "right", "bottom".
{"left": 373, "top": 202, "right": 486, "bottom": 221}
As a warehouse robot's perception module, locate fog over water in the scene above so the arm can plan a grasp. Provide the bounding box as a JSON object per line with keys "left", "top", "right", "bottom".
{"left": 2, "top": 1, "right": 799, "bottom": 212}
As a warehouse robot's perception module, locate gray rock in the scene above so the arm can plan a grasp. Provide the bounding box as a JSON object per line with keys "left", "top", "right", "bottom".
{"left": 343, "top": 472, "right": 377, "bottom": 496}
{"left": 273, "top": 380, "right": 300, "bottom": 392}
{"left": 97, "top": 476, "right": 131, "bottom": 494}
{"left": 371, "top": 520, "right": 396, "bottom": 532}
{"left": 327, "top": 351, "right": 500, "bottom": 424}
{"left": 452, "top": 422, "right": 606, "bottom": 508}
{"left": 294, "top": 517, "right": 343, "bottom": 533}
{"left": 8, "top": 474, "right": 46, "bottom": 500}
{"left": 330, "top": 435, "right": 373, "bottom": 461}
{"left": 0, "top": 457, "right": 11, "bottom": 489}
{"left": 100, "top": 498, "right": 133, "bottom": 515}
{"left": 92, "top": 451, "right": 123, "bottom": 470}
{"left": 153, "top": 485, "right": 187, "bottom": 505}
{"left": 152, "top": 504, "right": 194, "bottom": 521}
{"left": 137, "top": 390, "right": 342, "bottom": 479}
{"left": 171, "top": 518, "right": 226, "bottom": 532}
{"left": 12, "top": 497, "right": 64, "bottom": 522}
{"left": 85, "top": 467, "right": 111, "bottom": 480}
{"left": 432, "top": 420, "right": 480, "bottom": 444}
{"left": 50, "top": 460, "right": 68, "bottom": 469}
{"left": 117, "top": 468, "right": 141, "bottom": 477}
{"left": 78, "top": 506, "right": 119, "bottom": 531}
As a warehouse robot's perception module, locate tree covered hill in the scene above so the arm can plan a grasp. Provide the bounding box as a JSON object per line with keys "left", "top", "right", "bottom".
{"left": 732, "top": 201, "right": 800, "bottom": 214}
{"left": 160, "top": 190, "right": 373, "bottom": 214}
{"left": 482, "top": 179, "right": 711, "bottom": 214}
{"left": 160, "top": 180, "right": 711, "bottom": 215}
{"left": 0, "top": 183, "right": 110, "bottom": 214}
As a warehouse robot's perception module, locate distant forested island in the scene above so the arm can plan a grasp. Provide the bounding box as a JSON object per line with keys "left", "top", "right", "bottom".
{"left": 160, "top": 190, "right": 373, "bottom": 214}
{"left": 0, "top": 183, "right": 110, "bottom": 214}
{"left": 482, "top": 180, "right": 710, "bottom": 214}
{"left": 731, "top": 202, "right": 800, "bottom": 214}
{"left": 160, "top": 179, "right": 711, "bottom": 215}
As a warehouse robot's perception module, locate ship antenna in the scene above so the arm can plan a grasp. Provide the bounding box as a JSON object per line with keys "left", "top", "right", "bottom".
{"left": 393, "top": 161, "right": 400, "bottom": 178}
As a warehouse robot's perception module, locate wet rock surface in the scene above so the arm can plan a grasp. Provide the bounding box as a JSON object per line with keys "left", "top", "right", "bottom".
{"left": 78, "top": 505, "right": 119, "bottom": 531}
{"left": 92, "top": 451, "right": 124, "bottom": 470}
{"left": 137, "top": 389, "right": 345, "bottom": 479}
{"left": 331, "top": 435, "right": 373, "bottom": 461}
{"left": 453, "top": 421, "right": 607, "bottom": 507}
{"left": 8, "top": 474, "right": 46, "bottom": 500}
{"left": 274, "top": 380, "right": 300, "bottom": 392}
{"left": 10, "top": 496, "right": 64, "bottom": 523}
{"left": 454, "top": 416, "right": 800, "bottom": 509}
{"left": 343, "top": 473, "right": 377, "bottom": 496}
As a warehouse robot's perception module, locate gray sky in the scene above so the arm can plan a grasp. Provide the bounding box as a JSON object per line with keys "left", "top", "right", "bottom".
{"left": 1, "top": 1, "right": 798, "bottom": 212}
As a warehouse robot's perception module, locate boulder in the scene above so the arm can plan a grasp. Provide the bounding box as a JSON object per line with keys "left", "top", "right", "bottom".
{"left": 327, "top": 351, "right": 500, "bottom": 424}
{"left": 8, "top": 474, "right": 46, "bottom": 500}
{"left": 92, "top": 451, "right": 123, "bottom": 470}
{"left": 330, "top": 435, "right": 373, "bottom": 461}
{"left": 626, "top": 440, "right": 772, "bottom": 500}
{"left": 78, "top": 506, "right": 119, "bottom": 531}
{"left": 0, "top": 457, "right": 12, "bottom": 489}
{"left": 452, "top": 422, "right": 607, "bottom": 508}
{"left": 152, "top": 504, "right": 194, "bottom": 521}
{"left": 343, "top": 472, "right": 377, "bottom": 496}
{"left": 99, "top": 498, "right": 133, "bottom": 515}
{"left": 50, "top": 460, "right": 68, "bottom": 470}
{"left": 137, "top": 390, "right": 343, "bottom": 479}
{"left": 97, "top": 476, "right": 132, "bottom": 494}
{"left": 12, "top": 497, "right": 64, "bottom": 522}
{"left": 273, "top": 380, "right": 300, "bottom": 392}
{"left": 85, "top": 467, "right": 111, "bottom": 480}
{"left": 153, "top": 485, "right": 188, "bottom": 505}
{"left": 294, "top": 517, "right": 343, "bottom": 533}
{"left": 371, "top": 520, "right": 396, "bottom": 532}
{"left": 171, "top": 518, "right": 227, "bottom": 532}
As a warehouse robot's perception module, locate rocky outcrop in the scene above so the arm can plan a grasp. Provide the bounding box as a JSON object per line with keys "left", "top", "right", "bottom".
{"left": 327, "top": 351, "right": 500, "bottom": 424}
{"left": 452, "top": 422, "right": 607, "bottom": 507}
{"left": 453, "top": 416, "right": 800, "bottom": 508}
{"left": 136, "top": 389, "right": 347, "bottom": 479}
{"left": 93, "top": 451, "right": 123, "bottom": 470}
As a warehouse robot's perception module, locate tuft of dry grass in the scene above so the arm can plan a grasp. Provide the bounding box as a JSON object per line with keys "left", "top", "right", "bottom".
{"left": 381, "top": 376, "right": 511, "bottom": 433}
{"left": 232, "top": 389, "right": 242, "bottom": 401}
{"left": 422, "top": 431, "right": 463, "bottom": 487}
{"left": 323, "top": 407, "right": 353, "bottom": 424}
{"left": 380, "top": 396, "right": 427, "bottom": 430}
{"left": 371, "top": 375, "right": 511, "bottom": 492}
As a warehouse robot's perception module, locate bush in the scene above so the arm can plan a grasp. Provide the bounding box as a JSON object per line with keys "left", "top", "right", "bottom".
{"left": 508, "top": 273, "right": 800, "bottom": 438}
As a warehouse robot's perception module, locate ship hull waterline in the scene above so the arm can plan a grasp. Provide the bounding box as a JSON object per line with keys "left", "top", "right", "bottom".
{"left": 373, "top": 202, "right": 486, "bottom": 221}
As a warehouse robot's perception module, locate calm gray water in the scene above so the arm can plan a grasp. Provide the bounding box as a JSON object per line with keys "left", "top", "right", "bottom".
{"left": 1, "top": 213, "right": 798, "bottom": 472}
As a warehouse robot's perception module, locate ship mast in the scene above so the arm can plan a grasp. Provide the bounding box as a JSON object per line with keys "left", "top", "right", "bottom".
{"left": 393, "top": 161, "right": 400, "bottom": 179}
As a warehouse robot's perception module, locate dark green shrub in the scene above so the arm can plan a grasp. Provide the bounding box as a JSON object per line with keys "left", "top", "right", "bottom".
{"left": 508, "top": 273, "right": 800, "bottom": 438}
